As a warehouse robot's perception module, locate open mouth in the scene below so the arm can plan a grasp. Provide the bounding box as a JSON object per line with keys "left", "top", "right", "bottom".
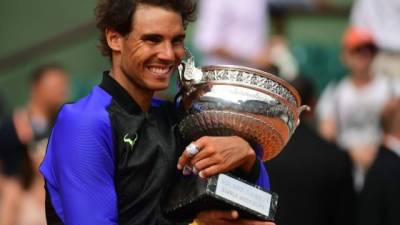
{"left": 147, "top": 65, "right": 174, "bottom": 78}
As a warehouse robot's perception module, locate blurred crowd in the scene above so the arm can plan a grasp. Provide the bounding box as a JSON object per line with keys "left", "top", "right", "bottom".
{"left": 0, "top": 64, "right": 69, "bottom": 225}
{"left": 1, "top": 0, "right": 399, "bottom": 225}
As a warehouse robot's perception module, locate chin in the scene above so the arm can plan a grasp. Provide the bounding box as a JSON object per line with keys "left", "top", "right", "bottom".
{"left": 150, "top": 83, "right": 170, "bottom": 91}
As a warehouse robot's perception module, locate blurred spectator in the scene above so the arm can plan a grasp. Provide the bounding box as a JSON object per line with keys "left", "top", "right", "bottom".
{"left": 316, "top": 27, "right": 400, "bottom": 190}
{"left": 268, "top": 35, "right": 299, "bottom": 81}
{"left": 194, "top": 0, "right": 270, "bottom": 67}
{"left": 266, "top": 76, "right": 356, "bottom": 225}
{"left": 351, "top": 0, "right": 400, "bottom": 79}
{"left": 357, "top": 98, "right": 400, "bottom": 225}
{"left": 0, "top": 64, "right": 69, "bottom": 225}
{"left": 194, "top": 0, "right": 298, "bottom": 80}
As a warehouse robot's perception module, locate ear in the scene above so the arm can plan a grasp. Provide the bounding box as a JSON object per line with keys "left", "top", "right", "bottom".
{"left": 106, "top": 28, "right": 123, "bottom": 52}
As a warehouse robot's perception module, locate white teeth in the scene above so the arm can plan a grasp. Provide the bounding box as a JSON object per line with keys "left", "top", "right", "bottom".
{"left": 148, "top": 66, "right": 170, "bottom": 74}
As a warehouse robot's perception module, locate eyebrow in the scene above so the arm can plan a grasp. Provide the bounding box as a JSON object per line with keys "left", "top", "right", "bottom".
{"left": 173, "top": 34, "right": 186, "bottom": 40}
{"left": 140, "top": 33, "right": 186, "bottom": 40}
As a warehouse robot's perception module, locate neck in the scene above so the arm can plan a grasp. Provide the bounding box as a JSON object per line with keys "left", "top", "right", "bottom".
{"left": 351, "top": 72, "right": 373, "bottom": 87}
{"left": 110, "top": 67, "right": 153, "bottom": 112}
{"left": 27, "top": 98, "right": 49, "bottom": 120}
{"left": 384, "top": 134, "right": 400, "bottom": 156}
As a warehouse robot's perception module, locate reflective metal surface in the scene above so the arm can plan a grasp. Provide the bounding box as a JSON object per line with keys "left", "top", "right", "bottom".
{"left": 178, "top": 51, "right": 309, "bottom": 161}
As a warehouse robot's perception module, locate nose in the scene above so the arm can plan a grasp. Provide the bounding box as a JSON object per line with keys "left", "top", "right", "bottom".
{"left": 158, "top": 42, "right": 175, "bottom": 62}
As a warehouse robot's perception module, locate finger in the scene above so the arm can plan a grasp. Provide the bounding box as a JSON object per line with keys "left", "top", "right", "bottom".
{"left": 190, "top": 138, "right": 219, "bottom": 165}
{"left": 190, "top": 145, "right": 216, "bottom": 166}
{"left": 194, "top": 219, "right": 232, "bottom": 225}
{"left": 192, "top": 166, "right": 198, "bottom": 175}
{"left": 177, "top": 137, "right": 210, "bottom": 169}
{"left": 193, "top": 136, "right": 211, "bottom": 149}
{"left": 236, "top": 220, "right": 276, "bottom": 225}
{"left": 233, "top": 214, "right": 276, "bottom": 225}
{"left": 197, "top": 210, "right": 239, "bottom": 221}
{"left": 199, "top": 164, "right": 224, "bottom": 178}
{"left": 182, "top": 164, "right": 193, "bottom": 175}
{"left": 193, "top": 156, "right": 219, "bottom": 172}
{"left": 177, "top": 142, "right": 201, "bottom": 170}
{"left": 177, "top": 151, "right": 191, "bottom": 170}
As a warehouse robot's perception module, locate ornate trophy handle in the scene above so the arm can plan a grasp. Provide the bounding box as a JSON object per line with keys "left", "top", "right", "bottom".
{"left": 178, "top": 49, "right": 204, "bottom": 96}
{"left": 296, "top": 105, "right": 311, "bottom": 126}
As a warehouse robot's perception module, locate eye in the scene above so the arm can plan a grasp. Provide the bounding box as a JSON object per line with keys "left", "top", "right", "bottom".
{"left": 143, "top": 35, "right": 162, "bottom": 44}
{"left": 172, "top": 37, "right": 184, "bottom": 46}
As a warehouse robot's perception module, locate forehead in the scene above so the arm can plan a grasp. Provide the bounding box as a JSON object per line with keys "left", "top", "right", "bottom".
{"left": 37, "top": 69, "right": 67, "bottom": 84}
{"left": 131, "top": 4, "right": 184, "bottom": 35}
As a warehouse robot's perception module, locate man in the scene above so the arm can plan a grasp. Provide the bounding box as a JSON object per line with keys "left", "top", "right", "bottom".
{"left": 194, "top": 0, "right": 270, "bottom": 68}
{"left": 351, "top": 0, "right": 400, "bottom": 79}
{"left": 267, "top": 76, "right": 356, "bottom": 225}
{"left": 194, "top": 0, "right": 299, "bottom": 81}
{"left": 40, "top": 1, "right": 274, "bottom": 225}
{"left": 0, "top": 64, "right": 69, "bottom": 225}
{"left": 316, "top": 27, "right": 400, "bottom": 190}
{"left": 357, "top": 98, "right": 400, "bottom": 225}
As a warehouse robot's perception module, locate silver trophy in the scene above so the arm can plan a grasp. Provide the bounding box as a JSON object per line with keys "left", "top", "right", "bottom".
{"left": 163, "top": 51, "right": 309, "bottom": 222}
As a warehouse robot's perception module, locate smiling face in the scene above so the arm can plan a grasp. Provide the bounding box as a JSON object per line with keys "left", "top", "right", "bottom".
{"left": 32, "top": 68, "right": 69, "bottom": 116}
{"left": 343, "top": 45, "right": 376, "bottom": 76}
{"left": 110, "top": 4, "right": 186, "bottom": 98}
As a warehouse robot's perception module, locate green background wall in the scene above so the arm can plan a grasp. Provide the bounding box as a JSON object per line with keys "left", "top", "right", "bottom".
{"left": 0, "top": 0, "right": 108, "bottom": 112}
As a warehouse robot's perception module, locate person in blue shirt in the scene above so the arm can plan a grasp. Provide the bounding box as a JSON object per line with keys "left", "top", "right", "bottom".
{"left": 40, "top": 1, "right": 274, "bottom": 224}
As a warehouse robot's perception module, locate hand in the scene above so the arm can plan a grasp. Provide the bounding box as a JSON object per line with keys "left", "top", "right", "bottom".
{"left": 195, "top": 210, "right": 276, "bottom": 225}
{"left": 13, "top": 108, "right": 33, "bottom": 144}
{"left": 177, "top": 136, "right": 256, "bottom": 178}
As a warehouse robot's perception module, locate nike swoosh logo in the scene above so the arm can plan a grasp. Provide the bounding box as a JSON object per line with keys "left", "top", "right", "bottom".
{"left": 124, "top": 133, "right": 138, "bottom": 151}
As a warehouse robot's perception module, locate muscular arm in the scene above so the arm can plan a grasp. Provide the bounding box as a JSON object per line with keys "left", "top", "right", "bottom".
{"left": 40, "top": 106, "right": 118, "bottom": 225}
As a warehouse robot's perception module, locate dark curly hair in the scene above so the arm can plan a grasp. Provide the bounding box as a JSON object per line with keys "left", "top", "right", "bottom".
{"left": 95, "top": 0, "right": 197, "bottom": 58}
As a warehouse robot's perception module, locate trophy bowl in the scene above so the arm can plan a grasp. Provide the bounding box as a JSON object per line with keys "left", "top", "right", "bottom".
{"left": 163, "top": 51, "right": 309, "bottom": 222}
{"left": 177, "top": 54, "right": 309, "bottom": 161}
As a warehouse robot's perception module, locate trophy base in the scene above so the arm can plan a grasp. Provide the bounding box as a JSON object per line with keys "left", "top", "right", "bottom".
{"left": 163, "top": 173, "right": 278, "bottom": 223}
